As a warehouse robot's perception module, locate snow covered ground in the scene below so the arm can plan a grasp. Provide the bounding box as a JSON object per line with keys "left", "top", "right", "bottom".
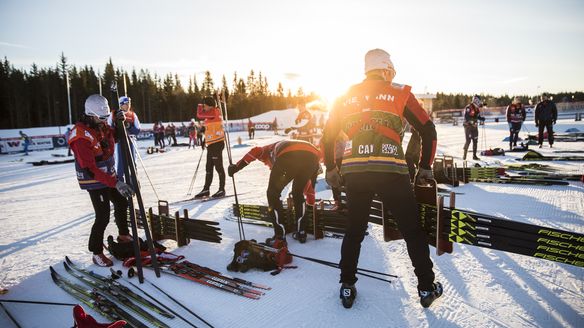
{"left": 0, "top": 114, "right": 583, "bottom": 327}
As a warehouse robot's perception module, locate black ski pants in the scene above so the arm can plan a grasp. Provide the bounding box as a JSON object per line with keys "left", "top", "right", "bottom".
{"left": 267, "top": 152, "right": 320, "bottom": 238}
{"left": 87, "top": 187, "right": 130, "bottom": 254}
{"left": 340, "top": 172, "right": 435, "bottom": 291}
{"left": 204, "top": 141, "right": 225, "bottom": 191}
{"left": 463, "top": 124, "right": 479, "bottom": 153}
{"left": 537, "top": 120, "right": 554, "bottom": 146}
{"left": 509, "top": 122, "right": 523, "bottom": 146}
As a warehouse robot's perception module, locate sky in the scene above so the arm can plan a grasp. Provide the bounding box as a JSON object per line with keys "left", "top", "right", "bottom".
{"left": 1, "top": 0, "right": 583, "bottom": 102}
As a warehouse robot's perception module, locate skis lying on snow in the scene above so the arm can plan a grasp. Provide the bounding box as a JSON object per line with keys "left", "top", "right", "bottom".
{"left": 109, "top": 268, "right": 214, "bottom": 328}
{"left": 64, "top": 257, "right": 173, "bottom": 319}
{"left": 61, "top": 261, "right": 170, "bottom": 328}
{"left": 50, "top": 266, "right": 147, "bottom": 328}
{"left": 146, "top": 261, "right": 268, "bottom": 300}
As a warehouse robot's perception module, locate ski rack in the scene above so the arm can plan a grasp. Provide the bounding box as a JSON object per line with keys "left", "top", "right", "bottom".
{"left": 132, "top": 200, "right": 222, "bottom": 247}
{"left": 232, "top": 188, "right": 454, "bottom": 256}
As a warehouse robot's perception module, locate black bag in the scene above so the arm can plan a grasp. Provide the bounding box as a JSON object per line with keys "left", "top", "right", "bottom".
{"left": 227, "top": 239, "right": 292, "bottom": 273}
{"left": 106, "top": 235, "right": 167, "bottom": 260}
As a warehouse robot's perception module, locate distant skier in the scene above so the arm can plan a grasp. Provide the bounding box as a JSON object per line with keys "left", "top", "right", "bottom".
{"left": 196, "top": 122, "right": 206, "bottom": 149}
{"left": 462, "top": 95, "right": 486, "bottom": 160}
{"left": 68, "top": 94, "right": 135, "bottom": 267}
{"left": 168, "top": 123, "right": 177, "bottom": 146}
{"left": 506, "top": 97, "right": 526, "bottom": 150}
{"left": 107, "top": 96, "right": 141, "bottom": 182}
{"left": 248, "top": 118, "right": 255, "bottom": 139}
{"left": 228, "top": 139, "right": 320, "bottom": 243}
{"left": 323, "top": 48, "right": 441, "bottom": 309}
{"left": 534, "top": 94, "right": 558, "bottom": 148}
{"left": 188, "top": 119, "right": 197, "bottom": 149}
{"left": 64, "top": 127, "right": 72, "bottom": 156}
{"left": 195, "top": 97, "right": 226, "bottom": 199}
{"left": 19, "top": 131, "right": 30, "bottom": 155}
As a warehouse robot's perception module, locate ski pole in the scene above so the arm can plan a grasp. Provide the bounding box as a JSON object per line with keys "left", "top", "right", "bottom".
{"left": 111, "top": 81, "right": 161, "bottom": 282}
{"left": 290, "top": 253, "right": 398, "bottom": 278}
{"left": 217, "top": 91, "right": 245, "bottom": 241}
{"left": 187, "top": 147, "right": 205, "bottom": 197}
{"left": 130, "top": 137, "right": 161, "bottom": 201}
{"left": 0, "top": 299, "right": 76, "bottom": 307}
{"left": 0, "top": 302, "right": 22, "bottom": 328}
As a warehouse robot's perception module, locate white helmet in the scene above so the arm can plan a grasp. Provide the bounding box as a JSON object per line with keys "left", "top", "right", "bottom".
{"left": 364, "top": 48, "right": 396, "bottom": 79}
{"left": 512, "top": 97, "right": 521, "bottom": 105}
{"left": 472, "top": 95, "right": 482, "bottom": 107}
{"left": 85, "top": 94, "right": 110, "bottom": 120}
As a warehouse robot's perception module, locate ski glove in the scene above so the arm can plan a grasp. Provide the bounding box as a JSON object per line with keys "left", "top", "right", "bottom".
{"left": 115, "top": 109, "right": 126, "bottom": 122}
{"left": 415, "top": 168, "right": 434, "bottom": 186}
{"left": 228, "top": 164, "right": 238, "bottom": 177}
{"left": 325, "top": 167, "right": 342, "bottom": 189}
{"left": 115, "top": 181, "right": 134, "bottom": 198}
{"left": 228, "top": 161, "right": 248, "bottom": 177}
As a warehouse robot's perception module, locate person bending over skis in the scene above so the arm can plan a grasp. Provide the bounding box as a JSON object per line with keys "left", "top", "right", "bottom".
{"left": 228, "top": 140, "right": 321, "bottom": 243}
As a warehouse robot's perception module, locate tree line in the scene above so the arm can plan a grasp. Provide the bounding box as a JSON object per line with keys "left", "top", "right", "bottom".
{"left": 0, "top": 53, "right": 315, "bottom": 129}
{"left": 1, "top": 53, "right": 582, "bottom": 129}
{"left": 432, "top": 91, "right": 584, "bottom": 112}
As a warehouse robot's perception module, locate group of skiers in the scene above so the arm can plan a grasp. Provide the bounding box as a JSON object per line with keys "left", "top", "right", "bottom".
{"left": 462, "top": 93, "right": 558, "bottom": 158}
{"left": 67, "top": 49, "right": 445, "bottom": 310}
{"left": 67, "top": 47, "right": 566, "bottom": 312}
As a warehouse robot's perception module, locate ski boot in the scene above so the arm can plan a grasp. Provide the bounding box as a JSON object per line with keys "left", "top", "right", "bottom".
{"left": 340, "top": 283, "right": 357, "bottom": 309}
{"left": 211, "top": 189, "right": 226, "bottom": 198}
{"left": 194, "top": 189, "right": 210, "bottom": 199}
{"left": 418, "top": 282, "right": 443, "bottom": 308}
{"left": 92, "top": 253, "right": 113, "bottom": 267}
{"left": 292, "top": 230, "right": 307, "bottom": 244}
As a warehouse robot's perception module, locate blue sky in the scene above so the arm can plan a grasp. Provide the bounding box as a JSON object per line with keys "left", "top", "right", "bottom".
{"left": 1, "top": 0, "right": 583, "bottom": 100}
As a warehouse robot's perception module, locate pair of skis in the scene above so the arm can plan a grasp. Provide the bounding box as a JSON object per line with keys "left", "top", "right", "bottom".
{"left": 148, "top": 260, "right": 270, "bottom": 300}
{"left": 51, "top": 257, "right": 214, "bottom": 328}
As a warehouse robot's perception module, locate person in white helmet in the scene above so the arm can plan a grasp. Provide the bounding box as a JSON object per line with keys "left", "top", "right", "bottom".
{"left": 68, "top": 94, "right": 135, "bottom": 267}
{"left": 323, "top": 49, "right": 441, "bottom": 309}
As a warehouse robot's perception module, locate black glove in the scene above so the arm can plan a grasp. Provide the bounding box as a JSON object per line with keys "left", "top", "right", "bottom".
{"left": 553, "top": 120, "right": 556, "bottom": 125}
{"left": 535, "top": 121, "right": 539, "bottom": 127}
{"left": 415, "top": 168, "right": 434, "bottom": 186}
{"left": 325, "top": 167, "right": 342, "bottom": 189}
{"left": 228, "top": 164, "right": 239, "bottom": 177}
{"left": 479, "top": 116, "right": 486, "bottom": 122}
{"left": 115, "top": 110, "right": 125, "bottom": 122}
{"left": 115, "top": 181, "right": 134, "bottom": 198}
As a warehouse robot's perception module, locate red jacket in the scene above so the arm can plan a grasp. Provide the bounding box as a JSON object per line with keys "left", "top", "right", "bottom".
{"left": 68, "top": 122, "right": 117, "bottom": 189}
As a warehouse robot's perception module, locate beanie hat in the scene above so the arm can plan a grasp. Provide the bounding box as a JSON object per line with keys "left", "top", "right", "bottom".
{"left": 364, "top": 49, "right": 396, "bottom": 79}
{"left": 118, "top": 96, "right": 131, "bottom": 105}
{"left": 202, "top": 97, "right": 216, "bottom": 107}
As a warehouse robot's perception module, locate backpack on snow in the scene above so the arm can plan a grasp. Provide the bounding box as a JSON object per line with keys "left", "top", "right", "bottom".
{"left": 480, "top": 147, "right": 505, "bottom": 156}
{"left": 227, "top": 239, "right": 294, "bottom": 275}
